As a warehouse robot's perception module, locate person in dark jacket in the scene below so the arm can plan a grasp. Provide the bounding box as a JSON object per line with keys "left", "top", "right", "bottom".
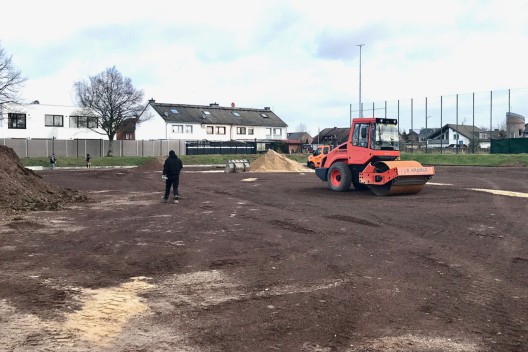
{"left": 49, "top": 153, "right": 57, "bottom": 169}
{"left": 161, "top": 150, "right": 183, "bottom": 203}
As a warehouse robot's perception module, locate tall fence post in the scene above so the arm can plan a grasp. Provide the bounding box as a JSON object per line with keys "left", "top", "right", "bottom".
{"left": 490, "top": 91, "right": 493, "bottom": 138}
{"left": 440, "top": 96, "right": 443, "bottom": 153}
{"left": 508, "top": 89, "right": 511, "bottom": 113}
{"left": 472, "top": 92, "right": 475, "bottom": 154}
{"left": 411, "top": 98, "right": 414, "bottom": 153}
{"left": 456, "top": 94, "right": 459, "bottom": 154}
{"left": 425, "top": 97, "right": 428, "bottom": 154}
{"left": 397, "top": 100, "right": 400, "bottom": 136}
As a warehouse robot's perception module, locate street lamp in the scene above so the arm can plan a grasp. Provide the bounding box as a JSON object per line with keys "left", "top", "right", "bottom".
{"left": 357, "top": 44, "right": 365, "bottom": 117}
{"left": 426, "top": 115, "right": 431, "bottom": 154}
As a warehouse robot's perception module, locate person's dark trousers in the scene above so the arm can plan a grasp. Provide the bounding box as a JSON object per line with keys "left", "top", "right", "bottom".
{"left": 164, "top": 175, "right": 180, "bottom": 199}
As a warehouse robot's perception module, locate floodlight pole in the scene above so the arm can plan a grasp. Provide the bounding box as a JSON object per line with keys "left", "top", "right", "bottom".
{"left": 357, "top": 44, "right": 365, "bottom": 117}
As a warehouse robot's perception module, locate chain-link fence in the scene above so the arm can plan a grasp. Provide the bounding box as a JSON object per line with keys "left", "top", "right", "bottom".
{"left": 350, "top": 87, "right": 528, "bottom": 153}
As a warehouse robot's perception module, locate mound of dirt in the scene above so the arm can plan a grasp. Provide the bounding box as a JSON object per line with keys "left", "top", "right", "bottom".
{"left": 136, "top": 157, "right": 164, "bottom": 171}
{"left": 0, "top": 146, "right": 86, "bottom": 213}
{"left": 250, "top": 150, "right": 310, "bottom": 172}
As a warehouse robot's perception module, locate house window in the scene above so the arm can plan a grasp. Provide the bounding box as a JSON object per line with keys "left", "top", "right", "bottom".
{"left": 216, "top": 126, "right": 226, "bottom": 135}
{"left": 8, "top": 113, "right": 26, "bottom": 129}
{"left": 185, "top": 125, "right": 193, "bottom": 133}
{"left": 172, "top": 125, "right": 183, "bottom": 133}
{"left": 70, "top": 116, "right": 98, "bottom": 128}
{"left": 266, "top": 128, "right": 272, "bottom": 136}
{"left": 125, "top": 134, "right": 131, "bottom": 140}
{"left": 207, "top": 126, "right": 214, "bottom": 134}
{"left": 45, "top": 114, "right": 64, "bottom": 127}
{"left": 237, "top": 127, "right": 246, "bottom": 134}
{"left": 273, "top": 128, "right": 282, "bottom": 136}
{"left": 248, "top": 128, "right": 254, "bottom": 135}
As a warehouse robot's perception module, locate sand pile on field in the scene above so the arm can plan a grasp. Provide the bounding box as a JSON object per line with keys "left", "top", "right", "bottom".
{"left": 0, "top": 146, "right": 85, "bottom": 213}
{"left": 250, "top": 150, "right": 309, "bottom": 172}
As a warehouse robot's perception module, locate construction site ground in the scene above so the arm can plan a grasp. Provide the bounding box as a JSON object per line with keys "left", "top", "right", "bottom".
{"left": 1, "top": 163, "right": 527, "bottom": 351}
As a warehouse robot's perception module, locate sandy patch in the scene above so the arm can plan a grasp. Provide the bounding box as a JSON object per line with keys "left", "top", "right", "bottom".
{"left": 0, "top": 277, "right": 156, "bottom": 351}
{"left": 63, "top": 277, "right": 154, "bottom": 345}
{"left": 348, "top": 334, "right": 479, "bottom": 352}
{"left": 469, "top": 188, "right": 528, "bottom": 198}
{"left": 162, "top": 270, "right": 350, "bottom": 308}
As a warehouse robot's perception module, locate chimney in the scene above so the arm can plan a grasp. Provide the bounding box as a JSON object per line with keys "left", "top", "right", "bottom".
{"left": 210, "top": 102, "right": 219, "bottom": 107}
{"left": 148, "top": 98, "right": 156, "bottom": 104}
{"left": 231, "top": 102, "right": 235, "bottom": 108}
{"left": 264, "top": 107, "right": 271, "bottom": 111}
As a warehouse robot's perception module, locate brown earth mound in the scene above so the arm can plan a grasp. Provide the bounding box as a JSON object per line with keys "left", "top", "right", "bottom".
{"left": 250, "top": 149, "right": 310, "bottom": 172}
{"left": 0, "top": 146, "right": 86, "bottom": 213}
{"left": 136, "top": 157, "right": 164, "bottom": 171}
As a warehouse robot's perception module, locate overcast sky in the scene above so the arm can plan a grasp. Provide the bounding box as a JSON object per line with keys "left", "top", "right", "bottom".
{"left": 2, "top": 0, "right": 527, "bottom": 135}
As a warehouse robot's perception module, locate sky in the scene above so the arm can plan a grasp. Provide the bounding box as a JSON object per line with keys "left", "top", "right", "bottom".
{"left": 2, "top": 0, "right": 528, "bottom": 135}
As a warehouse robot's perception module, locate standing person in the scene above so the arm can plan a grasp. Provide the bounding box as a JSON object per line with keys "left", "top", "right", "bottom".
{"left": 85, "top": 153, "right": 91, "bottom": 169}
{"left": 161, "top": 150, "right": 183, "bottom": 203}
{"left": 49, "top": 153, "right": 57, "bottom": 170}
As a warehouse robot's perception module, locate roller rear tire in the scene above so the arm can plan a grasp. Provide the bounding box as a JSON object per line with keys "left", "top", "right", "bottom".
{"left": 327, "top": 162, "right": 352, "bottom": 192}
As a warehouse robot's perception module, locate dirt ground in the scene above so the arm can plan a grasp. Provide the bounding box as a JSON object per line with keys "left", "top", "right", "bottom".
{"left": 0, "top": 158, "right": 527, "bottom": 351}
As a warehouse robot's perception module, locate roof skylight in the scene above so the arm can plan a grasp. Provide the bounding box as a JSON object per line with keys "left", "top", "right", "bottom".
{"left": 170, "top": 108, "right": 178, "bottom": 114}
{"left": 232, "top": 112, "right": 240, "bottom": 117}
{"left": 261, "top": 113, "right": 268, "bottom": 118}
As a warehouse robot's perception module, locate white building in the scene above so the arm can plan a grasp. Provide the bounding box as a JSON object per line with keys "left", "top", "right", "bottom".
{"left": 427, "top": 124, "right": 490, "bottom": 149}
{"left": 136, "top": 100, "right": 288, "bottom": 141}
{"left": 0, "top": 101, "right": 106, "bottom": 140}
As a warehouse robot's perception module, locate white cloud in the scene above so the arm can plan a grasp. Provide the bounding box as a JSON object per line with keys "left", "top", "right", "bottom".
{"left": 1, "top": 0, "right": 528, "bottom": 136}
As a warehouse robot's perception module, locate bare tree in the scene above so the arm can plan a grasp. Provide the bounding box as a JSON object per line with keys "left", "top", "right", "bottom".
{"left": 296, "top": 123, "right": 308, "bottom": 132}
{"left": 0, "top": 44, "right": 27, "bottom": 107}
{"left": 73, "top": 66, "right": 145, "bottom": 156}
{"left": 495, "top": 120, "right": 508, "bottom": 139}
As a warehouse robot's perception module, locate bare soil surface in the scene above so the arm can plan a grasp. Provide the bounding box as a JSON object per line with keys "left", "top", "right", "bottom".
{"left": 1, "top": 153, "right": 527, "bottom": 351}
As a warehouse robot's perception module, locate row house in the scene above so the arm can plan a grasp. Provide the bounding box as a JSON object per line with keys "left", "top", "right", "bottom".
{"left": 136, "top": 100, "right": 288, "bottom": 141}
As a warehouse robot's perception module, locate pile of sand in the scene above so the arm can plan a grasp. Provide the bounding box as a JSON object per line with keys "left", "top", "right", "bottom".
{"left": 0, "top": 146, "right": 85, "bottom": 213}
{"left": 250, "top": 150, "right": 309, "bottom": 172}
